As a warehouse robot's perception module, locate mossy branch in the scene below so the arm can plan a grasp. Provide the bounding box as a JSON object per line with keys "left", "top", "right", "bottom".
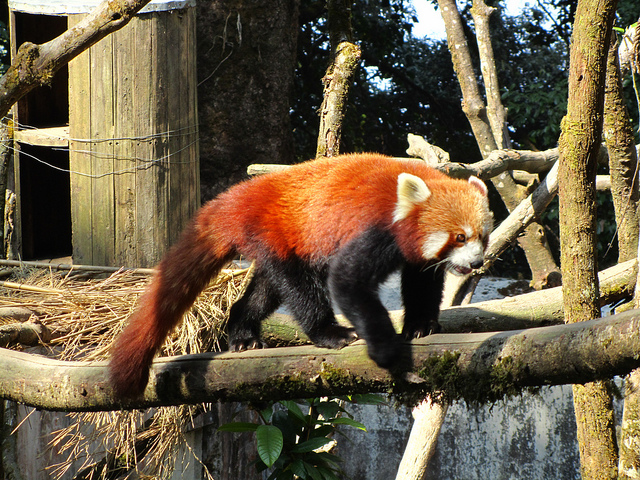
{"left": 0, "top": 0, "right": 152, "bottom": 119}
{"left": 0, "top": 303, "right": 638, "bottom": 411}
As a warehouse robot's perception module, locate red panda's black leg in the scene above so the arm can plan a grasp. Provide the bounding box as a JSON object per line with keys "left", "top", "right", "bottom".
{"left": 401, "top": 264, "right": 445, "bottom": 339}
{"left": 328, "top": 228, "right": 405, "bottom": 369}
{"left": 249, "top": 257, "right": 357, "bottom": 348}
{"left": 227, "top": 267, "right": 282, "bottom": 351}
{"left": 263, "top": 258, "right": 358, "bottom": 349}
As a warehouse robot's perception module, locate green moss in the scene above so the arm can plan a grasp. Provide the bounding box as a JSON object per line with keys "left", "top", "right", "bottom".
{"left": 232, "top": 373, "right": 310, "bottom": 402}
{"left": 395, "top": 352, "right": 533, "bottom": 407}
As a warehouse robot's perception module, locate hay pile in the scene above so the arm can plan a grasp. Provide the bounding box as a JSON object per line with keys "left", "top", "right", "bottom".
{"left": 0, "top": 262, "right": 253, "bottom": 480}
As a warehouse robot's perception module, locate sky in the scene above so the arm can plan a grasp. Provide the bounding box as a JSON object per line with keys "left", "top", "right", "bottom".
{"left": 411, "top": 0, "right": 531, "bottom": 39}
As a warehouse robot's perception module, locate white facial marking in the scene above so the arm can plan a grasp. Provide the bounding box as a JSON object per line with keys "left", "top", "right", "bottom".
{"left": 463, "top": 225, "right": 473, "bottom": 239}
{"left": 422, "top": 232, "right": 449, "bottom": 259}
{"left": 449, "top": 239, "right": 484, "bottom": 270}
{"left": 393, "top": 173, "right": 431, "bottom": 223}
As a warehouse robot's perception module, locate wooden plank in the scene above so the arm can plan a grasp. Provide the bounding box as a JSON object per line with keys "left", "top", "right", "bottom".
{"left": 134, "top": 13, "right": 160, "bottom": 267}
{"left": 153, "top": 11, "right": 169, "bottom": 256}
{"left": 68, "top": 14, "right": 93, "bottom": 265}
{"left": 8, "top": 11, "right": 23, "bottom": 260}
{"left": 166, "top": 8, "right": 184, "bottom": 245}
{"left": 184, "top": 7, "right": 200, "bottom": 221}
{"left": 14, "top": 126, "right": 69, "bottom": 147}
{"left": 113, "top": 18, "right": 138, "bottom": 267}
{"left": 89, "top": 30, "right": 116, "bottom": 266}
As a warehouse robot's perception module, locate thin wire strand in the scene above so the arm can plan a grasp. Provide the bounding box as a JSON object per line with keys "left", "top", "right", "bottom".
{"left": 10, "top": 117, "right": 198, "bottom": 143}
{"left": 3, "top": 117, "right": 199, "bottom": 178}
{"left": 3, "top": 139, "right": 199, "bottom": 178}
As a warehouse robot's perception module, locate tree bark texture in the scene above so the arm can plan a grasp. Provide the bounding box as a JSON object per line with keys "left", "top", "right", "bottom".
{"left": 604, "top": 35, "right": 640, "bottom": 480}
{"left": 395, "top": 398, "right": 448, "bottom": 480}
{"left": 620, "top": 370, "right": 640, "bottom": 479}
{"left": 470, "top": 0, "right": 510, "bottom": 149}
{"left": 604, "top": 38, "right": 640, "bottom": 263}
{"left": 315, "top": 41, "right": 361, "bottom": 158}
{"left": 557, "top": 0, "right": 618, "bottom": 478}
{"left": 196, "top": 0, "right": 299, "bottom": 199}
{"left": 315, "top": 0, "right": 359, "bottom": 158}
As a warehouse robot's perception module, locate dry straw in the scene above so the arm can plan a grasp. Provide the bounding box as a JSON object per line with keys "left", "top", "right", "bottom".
{"left": 0, "top": 262, "right": 253, "bottom": 479}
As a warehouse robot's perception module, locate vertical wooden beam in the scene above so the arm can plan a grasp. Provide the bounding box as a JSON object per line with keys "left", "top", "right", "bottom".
{"left": 90, "top": 27, "right": 116, "bottom": 266}
{"left": 68, "top": 14, "right": 93, "bottom": 265}
{"left": 113, "top": 13, "right": 138, "bottom": 267}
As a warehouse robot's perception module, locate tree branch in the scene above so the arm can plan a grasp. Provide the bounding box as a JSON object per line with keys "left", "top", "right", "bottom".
{"left": 0, "top": 0, "right": 152, "bottom": 119}
{"left": 0, "top": 300, "right": 639, "bottom": 412}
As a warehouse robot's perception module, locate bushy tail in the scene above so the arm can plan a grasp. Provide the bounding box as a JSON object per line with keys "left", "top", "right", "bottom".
{"left": 109, "top": 217, "right": 235, "bottom": 398}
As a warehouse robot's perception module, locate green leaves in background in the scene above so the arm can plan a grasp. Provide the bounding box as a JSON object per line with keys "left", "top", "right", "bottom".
{"left": 218, "top": 394, "right": 384, "bottom": 479}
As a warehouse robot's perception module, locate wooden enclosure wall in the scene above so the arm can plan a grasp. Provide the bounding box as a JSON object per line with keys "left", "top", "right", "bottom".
{"left": 68, "top": 7, "right": 199, "bottom": 268}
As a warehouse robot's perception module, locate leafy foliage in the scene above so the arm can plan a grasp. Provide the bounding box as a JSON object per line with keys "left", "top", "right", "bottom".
{"left": 292, "top": 0, "right": 586, "bottom": 161}
{"left": 219, "top": 395, "right": 384, "bottom": 479}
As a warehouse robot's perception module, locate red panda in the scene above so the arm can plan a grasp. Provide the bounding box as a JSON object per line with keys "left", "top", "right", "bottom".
{"left": 109, "top": 153, "right": 493, "bottom": 398}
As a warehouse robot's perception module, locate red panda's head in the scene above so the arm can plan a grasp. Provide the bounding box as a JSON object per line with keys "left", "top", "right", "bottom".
{"left": 393, "top": 172, "right": 493, "bottom": 275}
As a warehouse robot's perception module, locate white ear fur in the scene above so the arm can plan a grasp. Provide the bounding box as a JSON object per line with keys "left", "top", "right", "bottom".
{"left": 393, "top": 173, "right": 431, "bottom": 223}
{"left": 468, "top": 175, "right": 488, "bottom": 196}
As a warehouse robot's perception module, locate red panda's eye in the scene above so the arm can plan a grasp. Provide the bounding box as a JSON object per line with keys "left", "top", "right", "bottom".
{"left": 456, "top": 233, "right": 466, "bottom": 243}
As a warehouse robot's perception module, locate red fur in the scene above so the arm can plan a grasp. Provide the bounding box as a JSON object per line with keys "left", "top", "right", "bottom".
{"left": 109, "top": 153, "right": 486, "bottom": 398}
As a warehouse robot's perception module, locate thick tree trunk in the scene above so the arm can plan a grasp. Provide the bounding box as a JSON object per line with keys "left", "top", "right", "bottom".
{"left": 196, "top": 0, "right": 299, "bottom": 199}
{"left": 395, "top": 399, "right": 448, "bottom": 480}
{"left": 557, "top": 0, "right": 618, "bottom": 478}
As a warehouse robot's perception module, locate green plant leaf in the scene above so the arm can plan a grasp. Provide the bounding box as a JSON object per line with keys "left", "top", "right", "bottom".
{"left": 315, "top": 465, "right": 340, "bottom": 480}
{"left": 291, "top": 436, "right": 333, "bottom": 453}
{"left": 217, "top": 422, "right": 259, "bottom": 432}
{"left": 280, "top": 400, "right": 306, "bottom": 422}
{"left": 315, "top": 401, "right": 342, "bottom": 420}
{"left": 256, "top": 425, "right": 283, "bottom": 467}
{"left": 303, "top": 463, "right": 324, "bottom": 480}
{"left": 330, "top": 417, "right": 367, "bottom": 431}
{"left": 314, "top": 451, "right": 343, "bottom": 468}
{"left": 260, "top": 403, "right": 274, "bottom": 423}
{"left": 290, "top": 458, "right": 307, "bottom": 477}
{"left": 343, "top": 393, "right": 387, "bottom": 405}
{"left": 310, "top": 425, "right": 334, "bottom": 438}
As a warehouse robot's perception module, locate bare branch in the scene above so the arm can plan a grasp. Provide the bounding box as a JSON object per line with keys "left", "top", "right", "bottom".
{"left": 0, "top": 0, "right": 153, "bottom": 119}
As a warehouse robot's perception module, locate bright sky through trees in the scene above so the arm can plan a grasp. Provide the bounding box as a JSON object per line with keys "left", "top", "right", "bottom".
{"left": 410, "top": 0, "right": 532, "bottom": 39}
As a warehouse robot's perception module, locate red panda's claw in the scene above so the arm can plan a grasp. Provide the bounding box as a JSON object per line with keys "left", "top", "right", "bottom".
{"left": 311, "top": 325, "right": 358, "bottom": 349}
{"left": 403, "top": 321, "right": 442, "bottom": 340}
{"left": 229, "top": 338, "right": 265, "bottom": 352}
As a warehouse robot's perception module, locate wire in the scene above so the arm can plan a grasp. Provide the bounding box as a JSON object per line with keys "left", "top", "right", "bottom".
{"left": 2, "top": 118, "right": 200, "bottom": 179}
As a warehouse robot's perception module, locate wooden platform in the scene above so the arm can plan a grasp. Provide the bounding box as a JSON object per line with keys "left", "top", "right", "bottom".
{"left": 13, "top": 125, "right": 69, "bottom": 147}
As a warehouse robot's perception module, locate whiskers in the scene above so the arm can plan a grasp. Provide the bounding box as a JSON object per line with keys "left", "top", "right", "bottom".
{"left": 424, "top": 257, "right": 451, "bottom": 273}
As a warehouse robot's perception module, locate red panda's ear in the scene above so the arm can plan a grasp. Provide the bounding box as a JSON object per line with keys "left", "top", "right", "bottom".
{"left": 468, "top": 176, "right": 488, "bottom": 196}
{"left": 393, "top": 173, "right": 431, "bottom": 222}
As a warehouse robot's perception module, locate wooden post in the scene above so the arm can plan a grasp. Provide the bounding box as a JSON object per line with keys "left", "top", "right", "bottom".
{"left": 68, "top": 2, "right": 199, "bottom": 267}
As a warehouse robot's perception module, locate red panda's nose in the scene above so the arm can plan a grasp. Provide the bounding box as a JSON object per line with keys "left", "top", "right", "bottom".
{"left": 470, "top": 259, "right": 484, "bottom": 270}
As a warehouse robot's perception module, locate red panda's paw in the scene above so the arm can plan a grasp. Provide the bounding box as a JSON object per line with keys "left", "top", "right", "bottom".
{"left": 229, "top": 337, "right": 265, "bottom": 352}
{"left": 402, "top": 320, "right": 442, "bottom": 340}
{"left": 310, "top": 325, "right": 358, "bottom": 349}
{"left": 366, "top": 336, "right": 404, "bottom": 370}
